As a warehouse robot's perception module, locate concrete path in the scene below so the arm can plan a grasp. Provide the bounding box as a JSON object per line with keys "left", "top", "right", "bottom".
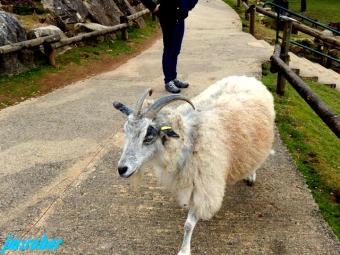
{"left": 0, "top": 0, "right": 338, "bottom": 254}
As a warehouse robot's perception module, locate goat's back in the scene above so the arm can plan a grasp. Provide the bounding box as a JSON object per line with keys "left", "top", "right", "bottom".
{"left": 187, "top": 76, "right": 275, "bottom": 184}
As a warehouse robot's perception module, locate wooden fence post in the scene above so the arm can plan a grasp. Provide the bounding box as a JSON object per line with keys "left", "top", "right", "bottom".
{"left": 326, "top": 49, "right": 336, "bottom": 68}
{"left": 152, "top": 13, "right": 158, "bottom": 21}
{"left": 44, "top": 43, "right": 57, "bottom": 67}
{"left": 248, "top": 5, "right": 256, "bottom": 36}
{"left": 277, "top": 18, "right": 293, "bottom": 96}
{"left": 320, "top": 44, "right": 329, "bottom": 66}
{"left": 237, "top": 0, "right": 241, "bottom": 7}
{"left": 120, "top": 16, "right": 129, "bottom": 41}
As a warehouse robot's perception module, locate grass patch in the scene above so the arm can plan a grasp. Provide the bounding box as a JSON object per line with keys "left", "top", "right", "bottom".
{"left": 224, "top": 0, "right": 340, "bottom": 25}
{"left": 0, "top": 17, "right": 159, "bottom": 109}
{"left": 262, "top": 63, "right": 340, "bottom": 238}
{"left": 288, "top": 0, "right": 340, "bottom": 24}
{"left": 15, "top": 13, "right": 50, "bottom": 30}
{"left": 223, "top": 0, "right": 310, "bottom": 43}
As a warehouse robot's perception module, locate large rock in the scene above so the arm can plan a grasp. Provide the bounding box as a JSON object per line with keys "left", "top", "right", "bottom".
{"left": 83, "top": 0, "right": 122, "bottom": 26}
{"left": 28, "top": 25, "right": 65, "bottom": 39}
{"left": 41, "top": 0, "right": 145, "bottom": 27}
{"left": 41, "top": 0, "right": 89, "bottom": 24}
{"left": 0, "top": 11, "right": 35, "bottom": 75}
{"left": 0, "top": 10, "right": 26, "bottom": 45}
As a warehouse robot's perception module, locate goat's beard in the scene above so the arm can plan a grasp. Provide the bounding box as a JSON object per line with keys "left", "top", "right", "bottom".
{"left": 130, "top": 168, "right": 144, "bottom": 191}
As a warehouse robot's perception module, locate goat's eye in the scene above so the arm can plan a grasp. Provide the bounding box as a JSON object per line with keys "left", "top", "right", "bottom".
{"left": 143, "top": 126, "right": 157, "bottom": 145}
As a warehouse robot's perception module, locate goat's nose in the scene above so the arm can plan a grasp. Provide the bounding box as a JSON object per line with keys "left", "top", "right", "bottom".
{"left": 118, "top": 166, "right": 128, "bottom": 176}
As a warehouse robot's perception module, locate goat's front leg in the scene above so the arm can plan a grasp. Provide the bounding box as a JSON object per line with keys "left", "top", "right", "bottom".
{"left": 177, "top": 210, "right": 199, "bottom": 255}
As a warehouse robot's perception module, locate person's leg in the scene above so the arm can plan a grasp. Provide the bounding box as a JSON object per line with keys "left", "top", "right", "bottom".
{"left": 160, "top": 20, "right": 175, "bottom": 84}
{"left": 161, "top": 19, "right": 185, "bottom": 83}
{"left": 171, "top": 20, "right": 185, "bottom": 81}
{"left": 169, "top": 20, "right": 189, "bottom": 89}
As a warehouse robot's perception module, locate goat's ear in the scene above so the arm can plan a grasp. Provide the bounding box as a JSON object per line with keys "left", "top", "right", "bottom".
{"left": 160, "top": 126, "right": 180, "bottom": 138}
{"left": 113, "top": 102, "right": 133, "bottom": 116}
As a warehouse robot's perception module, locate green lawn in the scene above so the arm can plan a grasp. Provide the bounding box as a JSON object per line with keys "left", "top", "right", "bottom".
{"left": 262, "top": 63, "right": 340, "bottom": 238}
{"left": 224, "top": 0, "right": 340, "bottom": 29}
{"left": 223, "top": 0, "right": 311, "bottom": 43}
{"left": 288, "top": 0, "right": 340, "bottom": 24}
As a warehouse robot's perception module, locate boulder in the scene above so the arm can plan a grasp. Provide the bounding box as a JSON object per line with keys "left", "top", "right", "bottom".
{"left": 83, "top": 0, "right": 122, "bottom": 26}
{"left": 0, "top": 11, "right": 35, "bottom": 75}
{"left": 28, "top": 25, "right": 65, "bottom": 39}
{"left": 41, "top": 0, "right": 145, "bottom": 28}
{"left": 0, "top": 10, "right": 26, "bottom": 45}
{"left": 41, "top": 13, "right": 68, "bottom": 32}
{"left": 41, "top": 0, "right": 89, "bottom": 24}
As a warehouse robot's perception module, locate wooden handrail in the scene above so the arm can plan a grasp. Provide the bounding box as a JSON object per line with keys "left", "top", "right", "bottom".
{"left": 0, "top": 9, "right": 150, "bottom": 55}
{"left": 237, "top": 1, "right": 340, "bottom": 49}
{"left": 271, "top": 45, "right": 340, "bottom": 138}
{"left": 0, "top": 9, "right": 151, "bottom": 70}
{"left": 0, "top": 34, "right": 60, "bottom": 54}
{"left": 51, "top": 24, "right": 128, "bottom": 49}
{"left": 127, "top": 9, "right": 149, "bottom": 21}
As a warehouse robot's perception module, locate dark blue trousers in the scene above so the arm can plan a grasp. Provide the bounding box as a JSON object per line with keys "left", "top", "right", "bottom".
{"left": 160, "top": 19, "right": 185, "bottom": 83}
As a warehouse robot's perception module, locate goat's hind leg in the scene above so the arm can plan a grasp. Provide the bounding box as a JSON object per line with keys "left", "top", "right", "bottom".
{"left": 177, "top": 210, "right": 199, "bottom": 255}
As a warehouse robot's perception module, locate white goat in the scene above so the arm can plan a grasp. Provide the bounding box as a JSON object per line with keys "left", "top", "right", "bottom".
{"left": 113, "top": 76, "right": 275, "bottom": 255}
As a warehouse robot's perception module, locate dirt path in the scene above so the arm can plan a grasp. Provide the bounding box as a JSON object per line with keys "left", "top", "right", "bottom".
{"left": 0, "top": 0, "right": 338, "bottom": 254}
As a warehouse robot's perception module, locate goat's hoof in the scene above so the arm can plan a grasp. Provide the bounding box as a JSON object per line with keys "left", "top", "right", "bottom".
{"left": 177, "top": 252, "right": 190, "bottom": 255}
{"left": 244, "top": 179, "right": 255, "bottom": 186}
{"left": 244, "top": 172, "right": 256, "bottom": 186}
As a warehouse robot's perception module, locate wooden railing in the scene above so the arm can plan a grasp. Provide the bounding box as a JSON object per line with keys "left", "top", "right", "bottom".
{"left": 0, "top": 9, "right": 150, "bottom": 69}
{"left": 236, "top": 0, "right": 340, "bottom": 51}
{"left": 269, "top": 16, "right": 340, "bottom": 138}
{"left": 235, "top": 1, "right": 339, "bottom": 137}
{"left": 271, "top": 45, "right": 340, "bottom": 138}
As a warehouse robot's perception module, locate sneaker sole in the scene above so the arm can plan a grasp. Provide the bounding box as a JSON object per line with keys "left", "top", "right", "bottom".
{"left": 165, "top": 88, "right": 181, "bottom": 94}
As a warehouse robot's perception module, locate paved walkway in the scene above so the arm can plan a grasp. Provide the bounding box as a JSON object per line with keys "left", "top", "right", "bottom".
{"left": 0, "top": 0, "right": 338, "bottom": 254}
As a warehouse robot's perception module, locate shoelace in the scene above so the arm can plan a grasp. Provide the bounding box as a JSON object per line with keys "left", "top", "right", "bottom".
{"left": 168, "top": 82, "right": 177, "bottom": 89}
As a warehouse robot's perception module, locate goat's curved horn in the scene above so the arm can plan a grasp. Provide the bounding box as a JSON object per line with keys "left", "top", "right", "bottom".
{"left": 134, "top": 88, "right": 153, "bottom": 117}
{"left": 145, "top": 95, "right": 195, "bottom": 119}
